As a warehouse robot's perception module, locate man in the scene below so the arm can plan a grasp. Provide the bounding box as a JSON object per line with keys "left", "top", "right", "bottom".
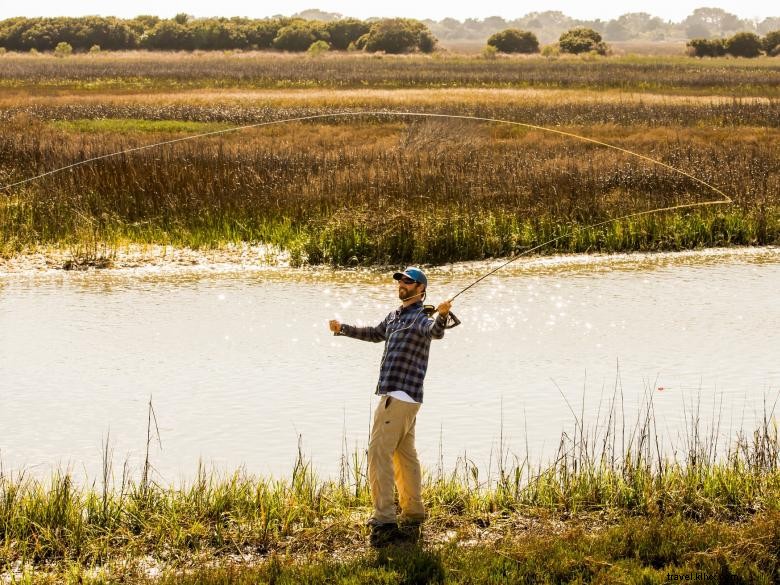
{"left": 328, "top": 266, "right": 454, "bottom": 546}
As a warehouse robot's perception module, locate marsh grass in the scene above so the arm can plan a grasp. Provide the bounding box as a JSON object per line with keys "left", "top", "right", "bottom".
{"left": 2, "top": 388, "right": 780, "bottom": 582}
{"left": 1, "top": 119, "right": 778, "bottom": 265}
{"left": 1, "top": 52, "right": 780, "bottom": 96}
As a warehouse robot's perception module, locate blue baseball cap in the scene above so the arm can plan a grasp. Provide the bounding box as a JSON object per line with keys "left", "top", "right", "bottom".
{"left": 393, "top": 266, "right": 427, "bottom": 286}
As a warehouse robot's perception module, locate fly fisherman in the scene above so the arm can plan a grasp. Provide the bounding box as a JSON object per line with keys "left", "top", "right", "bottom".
{"left": 328, "top": 267, "right": 456, "bottom": 546}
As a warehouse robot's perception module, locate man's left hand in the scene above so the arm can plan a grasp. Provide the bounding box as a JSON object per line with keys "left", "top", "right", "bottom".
{"left": 436, "top": 299, "right": 452, "bottom": 316}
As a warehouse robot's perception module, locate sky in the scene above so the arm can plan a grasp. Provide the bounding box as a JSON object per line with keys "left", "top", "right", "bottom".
{"left": 0, "top": 0, "right": 776, "bottom": 23}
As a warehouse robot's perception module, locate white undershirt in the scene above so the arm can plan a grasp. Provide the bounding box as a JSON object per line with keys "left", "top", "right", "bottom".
{"left": 387, "top": 390, "right": 418, "bottom": 403}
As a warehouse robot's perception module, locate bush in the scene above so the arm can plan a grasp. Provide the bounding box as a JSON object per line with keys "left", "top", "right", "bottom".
{"left": 418, "top": 28, "right": 436, "bottom": 53}
{"left": 54, "top": 41, "right": 72, "bottom": 56}
{"left": 481, "top": 44, "right": 498, "bottom": 59}
{"left": 0, "top": 47, "right": 6, "bottom": 55}
{"left": 89, "top": 44, "right": 101, "bottom": 53}
{"left": 307, "top": 39, "right": 330, "bottom": 56}
{"left": 541, "top": 44, "right": 561, "bottom": 58}
{"left": 725, "top": 32, "right": 762, "bottom": 58}
{"left": 686, "top": 38, "right": 726, "bottom": 57}
{"left": 486, "top": 29, "right": 539, "bottom": 54}
{"left": 762, "top": 30, "right": 780, "bottom": 55}
{"left": 559, "top": 28, "right": 608, "bottom": 55}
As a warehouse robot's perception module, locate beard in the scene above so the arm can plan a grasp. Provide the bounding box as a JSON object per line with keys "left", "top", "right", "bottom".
{"left": 399, "top": 287, "right": 421, "bottom": 301}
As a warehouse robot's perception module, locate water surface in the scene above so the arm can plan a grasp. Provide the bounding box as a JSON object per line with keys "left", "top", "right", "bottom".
{"left": 1, "top": 247, "right": 779, "bottom": 484}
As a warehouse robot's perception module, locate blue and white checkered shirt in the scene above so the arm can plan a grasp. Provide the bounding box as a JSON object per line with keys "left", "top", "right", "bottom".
{"left": 337, "top": 301, "right": 447, "bottom": 403}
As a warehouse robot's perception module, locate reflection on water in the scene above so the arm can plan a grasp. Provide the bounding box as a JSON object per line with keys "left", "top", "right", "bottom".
{"left": 1, "top": 247, "right": 779, "bottom": 483}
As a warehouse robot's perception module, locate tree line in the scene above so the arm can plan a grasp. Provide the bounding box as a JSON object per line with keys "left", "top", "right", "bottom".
{"left": 426, "top": 8, "right": 779, "bottom": 44}
{"left": 1, "top": 11, "right": 778, "bottom": 56}
{"left": 0, "top": 15, "right": 435, "bottom": 53}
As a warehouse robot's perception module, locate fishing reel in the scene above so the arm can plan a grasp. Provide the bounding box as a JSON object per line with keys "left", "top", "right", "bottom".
{"left": 423, "top": 305, "right": 461, "bottom": 329}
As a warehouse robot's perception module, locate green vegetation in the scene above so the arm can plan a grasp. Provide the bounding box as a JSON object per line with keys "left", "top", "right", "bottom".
{"left": 0, "top": 16, "right": 434, "bottom": 54}
{"left": 352, "top": 18, "right": 437, "bottom": 54}
{"left": 558, "top": 28, "right": 609, "bottom": 55}
{"left": 764, "top": 30, "right": 780, "bottom": 55}
{"left": 486, "top": 29, "right": 540, "bottom": 54}
{"left": 687, "top": 37, "right": 727, "bottom": 57}
{"left": 725, "top": 32, "right": 764, "bottom": 58}
{"left": 2, "top": 396, "right": 780, "bottom": 582}
{"left": 687, "top": 30, "right": 779, "bottom": 57}
{"left": 50, "top": 119, "right": 233, "bottom": 133}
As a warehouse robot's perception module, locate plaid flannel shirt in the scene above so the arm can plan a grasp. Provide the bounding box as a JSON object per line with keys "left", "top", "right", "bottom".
{"left": 337, "top": 301, "right": 447, "bottom": 403}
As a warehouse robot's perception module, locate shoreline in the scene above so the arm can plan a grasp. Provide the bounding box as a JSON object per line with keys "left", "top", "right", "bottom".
{"left": 1, "top": 243, "right": 779, "bottom": 278}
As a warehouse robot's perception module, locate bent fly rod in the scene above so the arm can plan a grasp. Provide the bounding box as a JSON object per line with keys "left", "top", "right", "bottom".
{"left": 1, "top": 111, "right": 733, "bottom": 299}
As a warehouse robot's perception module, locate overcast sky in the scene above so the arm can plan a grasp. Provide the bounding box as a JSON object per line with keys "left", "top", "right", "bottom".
{"left": 0, "top": 0, "right": 775, "bottom": 23}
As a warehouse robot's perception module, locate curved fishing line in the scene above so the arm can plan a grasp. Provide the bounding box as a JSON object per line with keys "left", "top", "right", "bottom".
{"left": 1, "top": 110, "right": 732, "bottom": 295}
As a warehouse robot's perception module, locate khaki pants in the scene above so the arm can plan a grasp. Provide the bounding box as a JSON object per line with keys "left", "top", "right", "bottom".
{"left": 367, "top": 395, "right": 425, "bottom": 524}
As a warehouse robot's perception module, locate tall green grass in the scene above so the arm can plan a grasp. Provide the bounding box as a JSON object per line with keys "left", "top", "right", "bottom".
{"left": 2, "top": 390, "right": 779, "bottom": 581}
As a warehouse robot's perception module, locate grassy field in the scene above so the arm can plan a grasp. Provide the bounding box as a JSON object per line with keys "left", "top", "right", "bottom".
{"left": 1, "top": 51, "right": 780, "bottom": 95}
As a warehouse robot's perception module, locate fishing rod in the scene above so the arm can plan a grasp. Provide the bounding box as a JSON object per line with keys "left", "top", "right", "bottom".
{"left": 1, "top": 110, "right": 733, "bottom": 303}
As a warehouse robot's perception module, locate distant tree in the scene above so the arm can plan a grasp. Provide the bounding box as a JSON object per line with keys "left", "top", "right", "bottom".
{"left": 605, "top": 12, "right": 666, "bottom": 40}
{"left": 188, "top": 19, "right": 248, "bottom": 50}
{"left": 482, "top": 16, "right": 508, "bottom": 31}
{"left": 273, "top": 22, "right": 328, "bottom": 52}
{"left": 133, "top": 15, "right": 160, "bottom": 30}
{"left": 79, "top": 16, "right": 138, "bottom": 50}
{"left": 293, "top": 9, "right": 342, "bottom": 22}
{"left": 516, "top": 11, "right": 576, "bottom": 43}
{"left": 762, "top": 30, "right": 780, "bottom": 55}
{"left": 618, "top": 12, "right": 665, "bottom": 34}
{"left": 359, "top": 18, "right": 436, "bottom": 54}
{"left": 758, "top": 18, "right": 780, "bottom": 35}
{"left": 683, "top": 8, "right": 742, "bottom": 38}
{"left": 724, "top": 32, "right": 762, "bottom": 57}
{"left": 0, "top": 17, "right": 137, "bottom": 51}
{"left": 246, "top": 19, "right": 284, "bottom": 49}
{"left": 686, "top": 37, "right": 726, "bottom": 57}
{"left": 486, "top": 29, "right": 539, "bottom": 53}
{"left": 558, "top": 27, "right": 607, "bottom": 54}
{"left": 579, "top": 19, "right": 606, "bottom": 34}
{"left": 417, "top": 27, "right": 437, "bottom": 53}
{"left": 604, "top": 20, "right": 631, "bottom": 41}
{"left": 142, "top": 21, "right": 194, "bottom": 50}
{"left": 325, "top": 18, "right": 369, "bottom": 50}
{"left": 173, "top": 13, "right": 190, "bottom": 25}
{"left": 433, "top": 17, "right": 465, "bottom": 40}
{"left": 685, "top": 22, "right": 712, "bottom": 39}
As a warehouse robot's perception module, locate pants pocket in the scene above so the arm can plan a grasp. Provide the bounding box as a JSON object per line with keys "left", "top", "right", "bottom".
{"left": 385, "top": 396, "right": 393, "bottom": 409}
